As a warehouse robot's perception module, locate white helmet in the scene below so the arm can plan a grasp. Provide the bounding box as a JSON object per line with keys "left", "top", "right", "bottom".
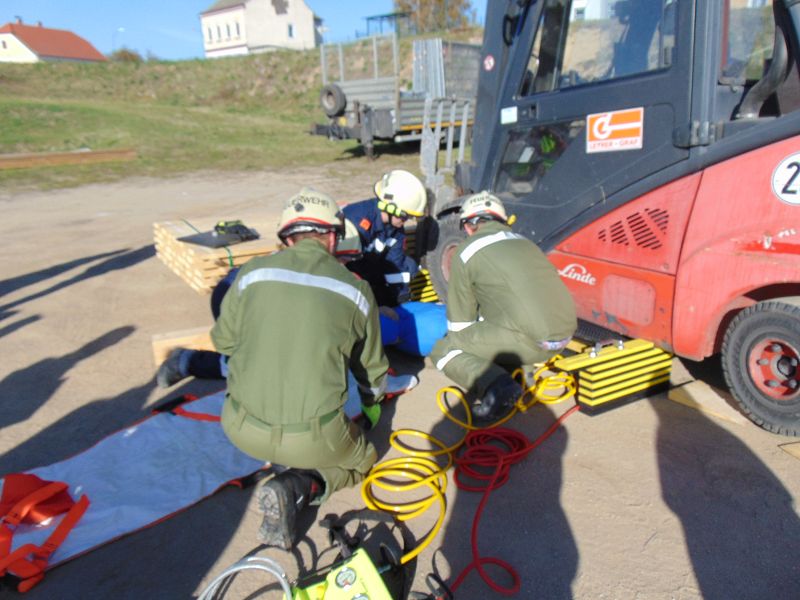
{"left": 277, "top": 188, "right": 344, "bottom": 242}
{"left": 374, "top": 169, "right": 427, "bottom": 218}
{"left": 459, "top": 191, "right": 508, "bottom": 227}
{"left": 335, "top": 218, "right": 362, "bottom": 258}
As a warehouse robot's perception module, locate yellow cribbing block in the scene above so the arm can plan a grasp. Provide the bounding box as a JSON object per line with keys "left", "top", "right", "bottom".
{"left": 578, "top": 367, "right": 672, "bottom": 398}
{"left": 553, "top": 338, "right": 673, "bottom": 414}
{"left": 579, "top": 356, "right": 674, "bottom": 389}
{"left": 553, "top": 338, "right": 655, "bottom": 371}
{"left": 409, "top": 269, "right": 440, "bottom": 303}
{"left": 577, "top": 374, "right": 672, "bottom": 407}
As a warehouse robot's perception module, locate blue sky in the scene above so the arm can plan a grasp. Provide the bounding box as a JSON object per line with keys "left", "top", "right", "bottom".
{"left": 1, "top": 1, "right": 484, "bottom": 61}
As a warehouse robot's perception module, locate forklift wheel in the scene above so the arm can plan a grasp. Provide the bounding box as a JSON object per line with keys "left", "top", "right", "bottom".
{"left": 721, "top": 298, "right": 800, "bottom": 436}
{"left": 426, "top": 214, "right": 465, "bottom": 304}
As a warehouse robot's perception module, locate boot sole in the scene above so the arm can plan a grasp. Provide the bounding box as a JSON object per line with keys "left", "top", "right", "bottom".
{"left": 257, "top": 482, "right": 294, "bottom": 550}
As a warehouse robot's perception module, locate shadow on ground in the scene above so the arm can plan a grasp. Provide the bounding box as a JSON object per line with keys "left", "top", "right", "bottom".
{"left": 652, "top": 396, "right": 800, "bottom": 598}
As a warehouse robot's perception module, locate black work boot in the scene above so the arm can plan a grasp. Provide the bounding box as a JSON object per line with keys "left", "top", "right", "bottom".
{"left": 257, "top": 470, "right": 324, "bottom": 549}
{"left": 472, "top": 374, "right": 523, "bottom": 424}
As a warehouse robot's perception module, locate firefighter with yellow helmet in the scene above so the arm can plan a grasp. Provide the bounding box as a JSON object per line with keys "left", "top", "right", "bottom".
{"left": 343, "top": 169, "right": 428, "bottom": 306}
{"left": 430, "top": 191, "right": 577, "bottom": 423}
{"left": 211, "top": 188, "right": 388, "bottom": 549}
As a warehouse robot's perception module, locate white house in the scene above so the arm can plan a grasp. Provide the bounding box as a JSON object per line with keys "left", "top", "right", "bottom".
{"left": 200, "top": 0, "right": 322, "bottom": 59}
{"left": 0, "top": 18, "right": 106, "bottom": 63}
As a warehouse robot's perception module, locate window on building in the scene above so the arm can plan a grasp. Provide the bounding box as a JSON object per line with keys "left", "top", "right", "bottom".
{"left": 236, "top": 22, "right": 240, "bottom": 37}
{"left": 207, "top": 27, "right": 212, "bottom": 42}
{"left": 217, "top": 25, "right": 221, "bottom": 40}
{"left": 288, "top": 23, "right": 294, "bottom": 38}
{"left": 226, "top": 24, "right": 231, "bottom": 39}
{"left": 1, "top": 40, "right": 6, "bottom": 49}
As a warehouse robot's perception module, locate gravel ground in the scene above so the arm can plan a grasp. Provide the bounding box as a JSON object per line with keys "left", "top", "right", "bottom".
{"left": 1, "top": 169, "right": 798, "bottom": 599}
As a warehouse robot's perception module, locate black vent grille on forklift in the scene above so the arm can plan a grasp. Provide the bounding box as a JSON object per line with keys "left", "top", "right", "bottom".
{"left": 598, "top": 208, "right": 669, "bottom": 249}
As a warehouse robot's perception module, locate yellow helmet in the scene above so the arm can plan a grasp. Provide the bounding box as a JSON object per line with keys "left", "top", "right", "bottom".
{"left": 277, "top": 188, "right": 344, "bottom": 242}
{"left": 374, "top": 169, "right": 427, "bottom": 218}
{"left": 459, "top": 191, "right": 508, "bottom": 227}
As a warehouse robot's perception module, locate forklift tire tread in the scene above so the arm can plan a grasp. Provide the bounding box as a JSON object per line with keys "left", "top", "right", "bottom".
{"left": 721, "top": 298, "right": 800, "bottom": 437}
{"left": 426, "top": 214, "right": 465, "bottom": 304}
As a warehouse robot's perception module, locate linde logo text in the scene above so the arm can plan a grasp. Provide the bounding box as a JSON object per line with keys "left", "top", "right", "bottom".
{"left": 558, "top": 263, "right": 597, "bottom": 285}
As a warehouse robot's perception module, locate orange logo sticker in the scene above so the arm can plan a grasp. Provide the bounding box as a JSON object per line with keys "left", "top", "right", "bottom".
{"left": 586, "top": 107, "right": 643, "bottom": 153}
{"left": 359, "top": 217, "right": 372, "bottom": 231}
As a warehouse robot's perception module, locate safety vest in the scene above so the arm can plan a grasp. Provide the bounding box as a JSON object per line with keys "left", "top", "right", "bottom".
{"left": 0, "top": 473, "right": 89, "bottom": 593}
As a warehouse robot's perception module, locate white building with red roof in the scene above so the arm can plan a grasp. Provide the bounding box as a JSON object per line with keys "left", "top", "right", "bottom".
{"left": 0, "top": 18, "right": 106, "bottom": 63}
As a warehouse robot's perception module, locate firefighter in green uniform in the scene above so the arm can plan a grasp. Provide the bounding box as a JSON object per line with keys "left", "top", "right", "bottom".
{"left": 430, "top": 191, "right": 577, "bottom": 423}
{"left": 211, "top": 188, "right": 388, "bottom": 549}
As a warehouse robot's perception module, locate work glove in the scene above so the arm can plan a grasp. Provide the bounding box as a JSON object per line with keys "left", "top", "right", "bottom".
{"left": 361, "top": 403, "right": 381, "bottom": 430}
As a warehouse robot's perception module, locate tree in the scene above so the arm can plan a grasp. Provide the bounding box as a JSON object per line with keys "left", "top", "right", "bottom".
{"left": 394, "top": 0, "right": 475, "bottom": 33}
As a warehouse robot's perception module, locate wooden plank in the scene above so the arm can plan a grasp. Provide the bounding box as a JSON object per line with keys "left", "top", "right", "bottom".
{"left": 0, "top": 148, "right": 137, "bottom": 170}
{"left": 667, "top": 379, "right": 750, "bottom": 426}
{"left": 779, "top": 442, "right": 800, "bottom": 461}
{"left": 151, "top": 326, "right": 214, "bottom": 367}
{"left": 154, "top": 217, "right": 279, "bottom": 294}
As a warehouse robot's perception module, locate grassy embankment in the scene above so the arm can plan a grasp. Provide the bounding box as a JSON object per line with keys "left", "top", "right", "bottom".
{"left": 0, "top": 34, "right": 451, "bottom": 192}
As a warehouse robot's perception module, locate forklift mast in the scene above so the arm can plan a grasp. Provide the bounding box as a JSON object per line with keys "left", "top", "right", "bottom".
{"left": 428, "top": 0, "right": 800, "bottom": 435}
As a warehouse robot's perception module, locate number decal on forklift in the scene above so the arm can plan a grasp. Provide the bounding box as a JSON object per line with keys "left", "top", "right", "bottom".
{"left": 772, "top": 152, "right": 800, "bottom": 205}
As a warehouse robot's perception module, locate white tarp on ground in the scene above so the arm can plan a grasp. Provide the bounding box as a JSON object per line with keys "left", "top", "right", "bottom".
{"left": 1, "top": 392, "right": 263, "bottom": 567}
{"left": 2, "top": 373, "right": 418, "bottom": 568}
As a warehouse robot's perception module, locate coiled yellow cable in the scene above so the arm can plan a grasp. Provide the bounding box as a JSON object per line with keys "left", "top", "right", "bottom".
{"left": 361, "top": 357, "right": 576, "bottom": 564}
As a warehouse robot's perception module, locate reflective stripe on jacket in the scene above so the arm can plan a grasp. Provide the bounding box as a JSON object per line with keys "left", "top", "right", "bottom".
{"left": 447, "top": 221, "right": 577, "bottom": 345}
{"left": 211, "top": 238, "right": 388, "bottom": 425}
{"left": 342, "top": 198, "right": 419, "bottom": 285}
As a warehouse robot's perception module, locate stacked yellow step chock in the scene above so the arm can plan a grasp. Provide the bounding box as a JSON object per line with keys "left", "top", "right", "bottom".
{"left": 553, "top": 338, "right": 672, "bottom": 413}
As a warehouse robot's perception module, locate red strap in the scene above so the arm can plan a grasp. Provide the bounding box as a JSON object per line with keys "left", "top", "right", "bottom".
{"left": 2, "top": 482, "right": 68, "bottom": 527}
{"left": 0, "top": 494, "right": 89, "bottom": 592}
{"left": 0, "top": 474, "right": 75, "bottom": 524}
{"left": 171, "top": 406, "right": 221, "bottom": 422}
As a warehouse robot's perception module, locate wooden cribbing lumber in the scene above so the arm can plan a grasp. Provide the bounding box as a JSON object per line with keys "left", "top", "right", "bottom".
{"left": 152, "top": 326, "right": 214, "bottom": 367}
{"left": 0, "top": 148, "right": 137, "bottom": 170}
{"left": 154, "top": 217, "right": 279, "bottom": 295}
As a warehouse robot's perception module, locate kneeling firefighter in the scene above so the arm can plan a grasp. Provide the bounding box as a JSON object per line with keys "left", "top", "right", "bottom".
{"left": 430, "top": 191, "right": 578, "bottom": 423}
{"left": 211, "top": 188, "right": 388, "bottom": 549}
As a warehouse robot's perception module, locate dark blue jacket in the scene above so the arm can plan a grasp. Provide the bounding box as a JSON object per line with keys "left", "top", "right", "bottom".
{"left": 343, "top": 199, "right": 419, "bottom": 303}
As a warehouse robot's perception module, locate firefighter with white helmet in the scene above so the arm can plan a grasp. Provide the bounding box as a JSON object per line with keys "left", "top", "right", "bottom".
{"left": 343, "top": 169, "right": 428, "bottom": 306}
{"left": 211, "top": 187, "right": 388, "bottom": 549}
{"left": 430, "top": 191, "right": 577, "bottom": 423}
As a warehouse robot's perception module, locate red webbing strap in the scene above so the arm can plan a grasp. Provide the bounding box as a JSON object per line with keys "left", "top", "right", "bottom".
{"left": 1, "top": 479, "right": 73, "bottom": 573}
{"left": 0, "top": 494, "right": 90, "bottom": 593}
{"left": 0, "top": 474, "right": 75, "bottom": 525}
{"left": 170, "top": 406, "right": 221, "bottom": 422}
{"left": 2, "top": 482, "right": 68, "bottom": 527}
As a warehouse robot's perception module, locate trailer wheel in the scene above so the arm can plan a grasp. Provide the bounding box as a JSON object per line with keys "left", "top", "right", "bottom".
{"left": 427, "top": 214, "right": 466, "bottom": 304}
{"left": 721, "top": 298, "right": 800, "bottom": 436}
{"left": 320, "top": 84, "right": 346, "bottom": 118}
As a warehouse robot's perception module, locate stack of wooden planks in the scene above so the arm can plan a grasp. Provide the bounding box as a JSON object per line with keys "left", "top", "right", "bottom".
{"left": 154, "top": 217, "right": 278, "bottom": 294}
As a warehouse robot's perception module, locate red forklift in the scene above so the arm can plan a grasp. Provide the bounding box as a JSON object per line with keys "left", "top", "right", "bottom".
{"left": 424, "top": 0, "right": 800, "bottom": 435}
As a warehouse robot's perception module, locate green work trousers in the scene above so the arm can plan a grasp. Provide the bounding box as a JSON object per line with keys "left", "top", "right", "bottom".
{"left": 431, "top": 321, "right": 555, "bottom": 397}
{"left": 221, "top": 399, "right": 377, "bottom": 503}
